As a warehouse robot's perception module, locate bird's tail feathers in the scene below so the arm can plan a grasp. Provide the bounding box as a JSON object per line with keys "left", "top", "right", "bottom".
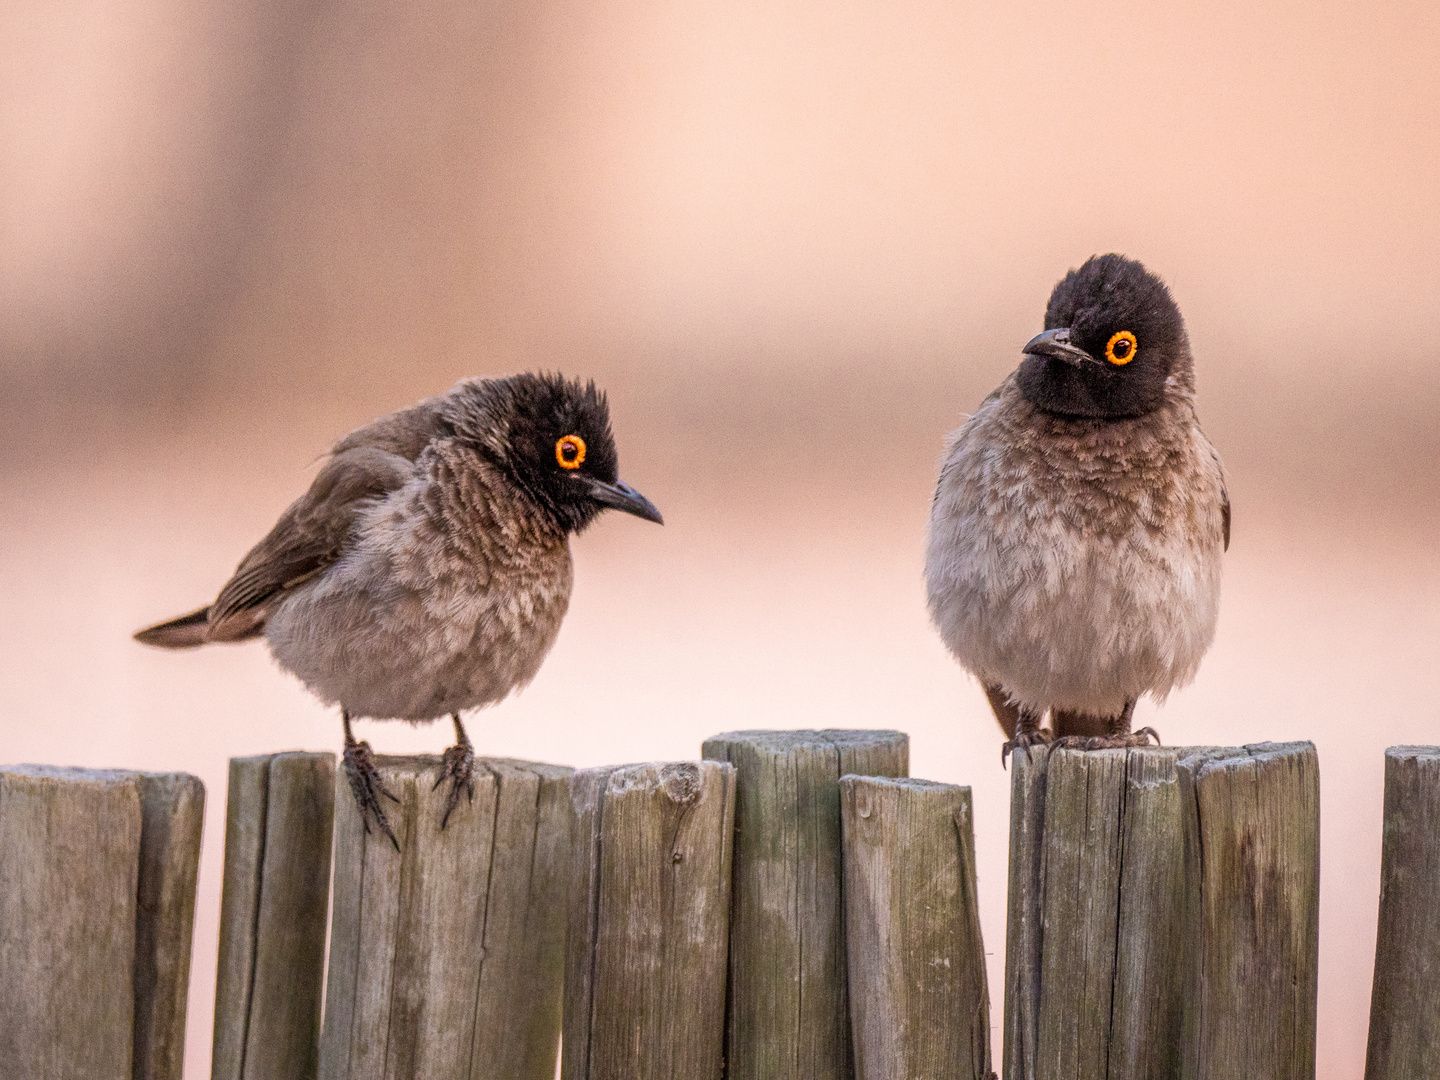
{"left": 133, "top": 606, "right": 214, "bottom": 649}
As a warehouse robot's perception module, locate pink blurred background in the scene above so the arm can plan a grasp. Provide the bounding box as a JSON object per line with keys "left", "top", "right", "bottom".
{"left": 3, "top": 0, "right": 1439, "bottom": 1074}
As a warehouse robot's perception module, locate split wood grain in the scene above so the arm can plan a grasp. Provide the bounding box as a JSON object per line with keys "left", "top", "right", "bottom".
{"left": 1365, "top": 746, "right": 1440, "bottom": 1078}
{"left": 840, "top": 775, "right": 991, "bottom": 1080}
{"left": 317, "top": 754, "right": 572, "bottom": 1080}
{"left": 1182, "top": 742, "right": 1319, "bottom": 1080}
{"left": 1002, "top": 742, "right": 1318, "bottom": 1080}
{"left": 134, "top": 771, "right": 208, "bottom": 1080}
{"left": 702, "top": 729, "right": 909, "bottom": 1080}
{"left": 0, "top": 764, "right": 204, "bottom": 1080}
{"left": 1359, "top": 748, "right": 1440, "bottom": 1077}
{"left": 562, "top": 760, "right": 735, "bottom": 1080}
{"left": 212, "top": 752, "right": 336, "bottom": 1080}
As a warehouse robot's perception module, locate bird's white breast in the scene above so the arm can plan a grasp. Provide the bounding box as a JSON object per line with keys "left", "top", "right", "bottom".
{"left": 924, "top": 378, "right": 1226, "bottom": 717}
{"left": 265, "top": 464, "right": 574, "bottom": 721}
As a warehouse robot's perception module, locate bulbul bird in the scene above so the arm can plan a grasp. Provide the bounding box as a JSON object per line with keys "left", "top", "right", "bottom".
{"left": 135, "top": 373, "right": 662, "bottom": 843}
{"left": 925, "top": 255, "right": 1229, "bottom": 762}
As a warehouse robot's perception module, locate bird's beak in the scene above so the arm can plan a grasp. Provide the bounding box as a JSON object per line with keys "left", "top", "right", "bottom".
{"left": 587, "top": 478, "right": 664, "bottom": 524}
{"left": 1022, "top": 327, "right": 1097, "bottom": 367}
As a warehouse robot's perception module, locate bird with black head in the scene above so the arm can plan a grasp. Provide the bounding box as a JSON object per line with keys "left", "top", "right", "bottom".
{"left": 135, "top": 373, "right": 662, "bottom": 844}
{"left": 926, "top": 255, "right": 1230, "bottom": 762}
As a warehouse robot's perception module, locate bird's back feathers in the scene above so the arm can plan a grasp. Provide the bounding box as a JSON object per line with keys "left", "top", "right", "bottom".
{"left": 135, "top": 401, "right": 447, "bottom": 649}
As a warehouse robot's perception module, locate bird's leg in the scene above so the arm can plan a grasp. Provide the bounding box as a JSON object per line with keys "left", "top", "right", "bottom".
{"left": 342, "top": 711, "right": 399, "bottom": 850}
{"left": 1054, "top": 700, "right": 1161, "bottom": 750}
{"left": 434, "top": 713, "right": 476, "bottom": 829}
{"left": 1001, "top": 706, "right": 1051, "bottom": 766}
{"left": 983, "top": 682, "right": 1022, "bottom": 740}
{"left": 1115, "top": 699, "right": 1162, "bottom": 747}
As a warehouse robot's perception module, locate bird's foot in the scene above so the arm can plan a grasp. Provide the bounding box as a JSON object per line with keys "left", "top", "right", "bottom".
{"left": 1002, "top": 727, "right": 1053, "bottom": 767}
{"left": 343, "top": 738, "right": 400, "bottom": 850}
{"left": 433, "top": 740, "right": 476, "bottom": 830}
{"left": 1054, "top": 726, "right": 1162, "bottom": 752}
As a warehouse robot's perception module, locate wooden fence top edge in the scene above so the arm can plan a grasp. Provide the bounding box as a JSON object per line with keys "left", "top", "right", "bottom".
{"left": 702, "top": 728, "right": 909, "bottom": 747}
{"left": 838, "top": 774, "right": 968, "bottom": 794}
{"left": 0, "top": 763, "right": 204, "bottom": 786}
{"left": 229, "top": 750, "right": 335, "bottom": 766}
{"left": 572, "top": 760, "right": 732, "bottom": 781}
{"left": 366, "top": 753, "right": 571, "bottom": 775}
{"left": 1385, "top": 744, "right": 1440, "bottom": 760}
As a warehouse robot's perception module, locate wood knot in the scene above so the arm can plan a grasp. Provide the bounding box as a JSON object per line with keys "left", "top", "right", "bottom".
{"left": 661, "top": 763, "right": 701, "bottom": 804}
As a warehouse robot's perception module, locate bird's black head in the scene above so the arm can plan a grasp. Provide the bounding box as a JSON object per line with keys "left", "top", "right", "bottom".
{"left": 445, "top": 372, "right": 662, "bottom": 533}
{"left": 1016, "top": 254, "right": 1190, "bottom": 420}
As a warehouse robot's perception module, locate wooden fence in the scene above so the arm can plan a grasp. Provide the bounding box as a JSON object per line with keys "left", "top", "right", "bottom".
{"left": 0, "top": 737, "right": 1437, "bottom": 1078}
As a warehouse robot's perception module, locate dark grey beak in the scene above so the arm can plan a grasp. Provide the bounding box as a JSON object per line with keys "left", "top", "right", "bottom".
{"left": 1022, "top": 327, "right": 1097, "bottom": 367}
{"left": 587, "top": 478, "right": 664, "bottom": 524}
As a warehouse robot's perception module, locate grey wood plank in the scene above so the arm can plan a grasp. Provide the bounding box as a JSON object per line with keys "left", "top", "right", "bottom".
{"left": 214, "top": 753, "right": 336, "bottom": 1080}
{"left": 1107, "top": 748, "right": 1189, "bottom": 1080}
{"left": 212, "top": 757, "right": 273, "bottom": 1080}
{"left": 562, "top": 761, "right": 735, "bottom": 1080}
{"left": 317, "top": 754, "right": 370, "bottom": 1080}
{"left": 1180, "top": 741, "right": 1320, "bottom": 1080}
{"left": 1034, "top": 748, "right": 1128, "bottom": 1080}
{"left": 840, "top": 775, "right": 991, "bottom": 1080}
{"left": 1365, "top": 746, "right": 1440, "bottom": 1079}
{"left": 702, "top": 729, "right": 908, "bottom": 1080}
{"left": 1002, "top": 745, "right": 1315, "bottom": 1080}
{"left": 1001, "top": 744, "right": 1049, "bottom": 1080}
{"left": 469, "top": 760, "right": 573, "bottom": 1080}
{"left": 0, "top": 765, "right": 144, "bottom": 1080}
{"left": 133, "top": 771, "right": 206, "bottom": 1080}
{"left": 319, "top": 754, "right": 572, "bottom": 1080}
{"left": 560, "top": 766, "right": 612, "bottom": 1080}
{"left": 246, "top": 753, "right": 336, "bottom": 1080}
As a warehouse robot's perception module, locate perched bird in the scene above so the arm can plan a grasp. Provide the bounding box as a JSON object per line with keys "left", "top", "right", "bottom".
{"left": 136, "top": 373, "right": 662, "bottom": 842}
{"left": 925, "top": 255, "right": 1229, "bottom": 762}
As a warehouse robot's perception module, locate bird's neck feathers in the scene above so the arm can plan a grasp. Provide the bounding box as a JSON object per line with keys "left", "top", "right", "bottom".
{"left": 1003, "top": 368, "right": 1198, "bottom": 449}
{"left": 426, "top": 443, "right": 571, "bottom": 550}
{"left": 1018, "top": 339, "right": 1196, "bottom": 423}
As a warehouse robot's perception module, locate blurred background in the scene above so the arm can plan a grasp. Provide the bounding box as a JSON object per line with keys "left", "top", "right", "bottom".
{"left": 3, "top": 0, "right": 1438, "bottom": 1073}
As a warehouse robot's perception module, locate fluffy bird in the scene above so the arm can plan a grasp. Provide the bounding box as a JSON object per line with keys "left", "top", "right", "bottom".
{"left": 925, "top": 255, "right": 1229, "bottom": 761}
{"left": 136, "top": 373, "right": 662, "bottom": 842}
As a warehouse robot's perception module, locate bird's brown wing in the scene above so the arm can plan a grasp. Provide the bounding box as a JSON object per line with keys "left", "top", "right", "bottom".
{"left": 204, "top": 403, "right": 449, "bottom": 641}
{"left": 1221, "top": 486, "right": 1231, "bottom": 552}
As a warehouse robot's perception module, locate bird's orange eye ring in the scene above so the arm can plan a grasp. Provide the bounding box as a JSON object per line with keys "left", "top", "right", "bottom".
{"left": 1105, "top": 331, "right": 1138, "bottom": 365}
{"left": 556, "top": 434, "right": 586, "bottom": 469}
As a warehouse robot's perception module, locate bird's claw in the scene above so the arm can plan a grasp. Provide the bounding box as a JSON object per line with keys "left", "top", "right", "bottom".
{"left": 434, "top": 740, "right": 476, "bottom": 830}
{"left": 1001, "top": 728, "right": 1053, "bottom": 767}
{"left": 1053, "top": 727, "right": 1163, "bottom": 752}
{"left": 343, "top": 738, "right": 400, "bottom": 850}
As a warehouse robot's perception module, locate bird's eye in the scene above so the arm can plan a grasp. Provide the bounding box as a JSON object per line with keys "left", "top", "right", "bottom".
{"left": 1105, "top": 331, "right": 1137, "bottom": 365}
{"left": 555, "top": 434, "right": 586, "bottom": 469}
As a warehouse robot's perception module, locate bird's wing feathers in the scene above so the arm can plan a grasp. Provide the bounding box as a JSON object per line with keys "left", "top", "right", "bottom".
{"left": 1205, "top": 438, "right": 1231, "bottom": 553}
{"left": 207, "top": 406, "right": 447, "bottom": 640}
{"left": 1221, "top": 485, "right": 1231, "bottom": 552}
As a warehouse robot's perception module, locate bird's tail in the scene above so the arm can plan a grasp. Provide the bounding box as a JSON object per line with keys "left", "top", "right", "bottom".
{"left": 133, "top": 606, "right": 213, "bottom": 649}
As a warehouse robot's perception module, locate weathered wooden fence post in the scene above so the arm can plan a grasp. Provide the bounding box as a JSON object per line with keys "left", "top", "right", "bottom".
{"left": 702, "top": 729, "right": 908, "bottom": 1080}
{"left": 0, "top": 764, "right": 205, "bottom": 1080}
{"left": 1003, "top": 741, "right": 1319, "bottom": 1080}
{"left": 317, "top": 754, "right": 572, "bottom": 1080}
{"left": 212, "top": 752, "right": 336, "bottom": 1080}
{"left": 840, "top": 775, "right": 992, "bottom": 1080}
{"left": 562, "top": 760, "right": 735, "bottom": 1080}
{"left": 1365, "top": 745, "right": 1440, "bottom": 1078}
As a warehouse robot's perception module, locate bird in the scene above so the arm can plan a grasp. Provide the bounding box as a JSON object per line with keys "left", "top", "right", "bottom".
{"left": 924, "top": 254, "right": 1229, "bottom": 763}
{"left": 135, "top": 372, "right": 663, "bottom": 844}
